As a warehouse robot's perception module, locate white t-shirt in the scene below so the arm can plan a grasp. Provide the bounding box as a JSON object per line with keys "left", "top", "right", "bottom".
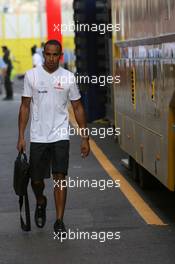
{"left": 32, "top": 53, "right": 42, "bottom": 67}
{"left": 22, "top": 66, "right": 81, "bottom": 143}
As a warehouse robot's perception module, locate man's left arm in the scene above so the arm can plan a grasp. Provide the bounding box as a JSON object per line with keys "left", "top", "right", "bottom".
{"left": 71, "top": 99, "right": 90, "bottom": 158}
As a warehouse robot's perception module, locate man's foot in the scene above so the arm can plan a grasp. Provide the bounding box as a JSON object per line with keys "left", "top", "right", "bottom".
{"left": 34, "top": 196, "right": 47, "bottom": 228}
{"left": 3, "top": 97, "right": 13, "bottom": 100}
{"left": 54, "top": 219, "right": 67, "bottom": 237}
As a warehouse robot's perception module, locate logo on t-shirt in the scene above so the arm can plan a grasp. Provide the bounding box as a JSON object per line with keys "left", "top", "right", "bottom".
{"left": 38, "top": 90, "right": 48, "bottom": 93}
{"left": 54, "top": 82, "right": 64, "bottom": 90}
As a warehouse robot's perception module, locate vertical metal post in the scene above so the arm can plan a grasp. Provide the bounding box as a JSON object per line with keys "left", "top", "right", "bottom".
{"left": 46, "top": 0, "right": 62, "bottom": 42}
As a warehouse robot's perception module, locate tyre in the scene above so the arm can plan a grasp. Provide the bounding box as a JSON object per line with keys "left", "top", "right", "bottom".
{"left": 138, "top": 165, "right": 152, "bottom": 189}
{"left": 129, "top": 156, "right": 139, "bottom": 182}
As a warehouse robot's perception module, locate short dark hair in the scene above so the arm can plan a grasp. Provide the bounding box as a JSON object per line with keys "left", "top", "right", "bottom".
{"left": 2, "top": 46, "right": 8, "bottom": 51}
{"left": 43, "top": 39, "right": 62, "bottom": 53}
{"left": 31, "top": 45, "right": 36, "bottom": 55}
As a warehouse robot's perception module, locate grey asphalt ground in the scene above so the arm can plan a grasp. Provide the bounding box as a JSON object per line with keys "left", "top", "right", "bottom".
{"left": 0, "top": 79, "right": 175, "bottom": 264}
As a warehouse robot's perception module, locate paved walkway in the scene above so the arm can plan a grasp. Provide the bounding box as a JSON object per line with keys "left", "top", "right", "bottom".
{"left": 0, "top": 79, "right": 175, "bottom": 264}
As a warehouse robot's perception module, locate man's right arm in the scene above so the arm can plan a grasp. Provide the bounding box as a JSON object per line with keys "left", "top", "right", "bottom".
{"left": 17, "top": 97, "right": 31, "bottom": 152}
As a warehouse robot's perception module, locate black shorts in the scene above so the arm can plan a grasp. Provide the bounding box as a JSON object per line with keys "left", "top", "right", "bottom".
{"left": 29, "top": 140, "right": 70, "bottom": 181}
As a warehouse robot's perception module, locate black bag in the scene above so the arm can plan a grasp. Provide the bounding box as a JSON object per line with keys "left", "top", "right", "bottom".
{"left": 13, "top": 152, "right": 31, "bottom": 231}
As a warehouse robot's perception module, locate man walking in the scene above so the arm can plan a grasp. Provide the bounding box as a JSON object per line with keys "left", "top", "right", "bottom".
{"left": 1, "top": 46, "right": 13, "bottom": 100}
{"left": 31, "top": 45, "right": 43, "bottom": 67}
{"left": 0, "top": 57, "right": 7, "bottom": 95}
{"left": 17, "top": 39, "right": 90, "bottom": 235}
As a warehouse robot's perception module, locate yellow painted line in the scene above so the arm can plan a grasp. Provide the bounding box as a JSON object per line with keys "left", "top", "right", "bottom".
{"left": 69, "top": 107, "right": 166, "bottom": 226}
{"left": 89, "top": 140, "right": 166, "bottom": 226}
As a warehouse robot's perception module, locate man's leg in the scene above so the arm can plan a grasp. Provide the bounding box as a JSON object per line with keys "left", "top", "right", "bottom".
{"left": 4, "top": 75, "right": 13, "bottom": 99}
{"left": 31, "top": 180, "right": 45, "bottom": 204}
{"left": 52, "top": 140, "right": 69, "bottom": 234}
{"left": 4, "top": 76, "right": 8, "bottom": 98}
{"left": 29, "top": 142, "right": 50, "bottom": 228}
{"left": 53, "top": 173, "right": 67, "bottom": 221}
{"left": 31, "top": 180, "right": 47, "bottom": 228}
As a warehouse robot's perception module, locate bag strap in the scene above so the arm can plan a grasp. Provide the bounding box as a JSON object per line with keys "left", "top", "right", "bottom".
{"left": 19, "top": 193, "right": 31, "bottom": 231}
{"left": 17, "top": 151, "right": 27, "bottom": 162}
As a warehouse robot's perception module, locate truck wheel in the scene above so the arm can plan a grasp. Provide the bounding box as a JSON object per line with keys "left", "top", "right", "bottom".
{"left": 129, "top": 156, "right": 139, "bottom": 182}
{"left": 138, "top": 165, "right": 151, "bottom": 189}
